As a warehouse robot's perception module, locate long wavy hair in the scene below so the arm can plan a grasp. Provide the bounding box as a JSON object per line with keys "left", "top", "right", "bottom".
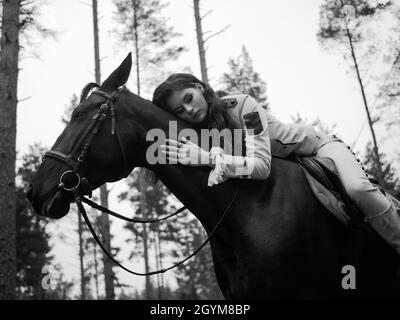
{"left": 152, "top": 73, "right": 240, "bottom": 132}
{"left": 150, "top": 74, "right": 245, "bottom": 184}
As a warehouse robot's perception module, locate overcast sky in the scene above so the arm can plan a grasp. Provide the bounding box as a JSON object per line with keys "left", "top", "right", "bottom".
{"left": 16, "top": 0, "right": 399, "bottom": 297}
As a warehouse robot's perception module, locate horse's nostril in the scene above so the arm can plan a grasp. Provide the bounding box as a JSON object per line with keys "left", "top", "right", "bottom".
{"left": 26, "top": 184, "right": 33, "bottom": 202}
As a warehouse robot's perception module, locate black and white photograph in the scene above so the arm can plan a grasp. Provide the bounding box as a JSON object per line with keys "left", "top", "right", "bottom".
{"left": 0, "top": 0, "right": 400, "bottom": 308}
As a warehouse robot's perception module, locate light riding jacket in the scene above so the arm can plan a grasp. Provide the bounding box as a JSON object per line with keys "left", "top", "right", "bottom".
{"left": 207, "top": 93, "right": 337, "bottom": 186}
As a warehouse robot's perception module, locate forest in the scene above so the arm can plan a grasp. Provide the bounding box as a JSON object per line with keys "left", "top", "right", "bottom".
{"left": 0, "top": 0, "right": 399, "bottom": 300}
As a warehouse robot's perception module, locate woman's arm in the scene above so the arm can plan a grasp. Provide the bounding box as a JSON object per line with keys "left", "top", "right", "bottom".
{"left": 207, "top": 95, "right": 271, "bottom": 186}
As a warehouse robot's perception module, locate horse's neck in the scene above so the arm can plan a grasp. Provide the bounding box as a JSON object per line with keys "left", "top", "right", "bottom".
{"left": 125, "top": 90, "right": 187, "bottom": 133}
{"left": 124, "top": 91, "right": 235, "bottom": 230}
{"left": 152, "top": 164, "right": 237, "bottom": 232}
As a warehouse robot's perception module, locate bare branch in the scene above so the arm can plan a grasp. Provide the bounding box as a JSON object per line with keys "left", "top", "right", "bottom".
{"left": 201, "top": 9, "right": 213, "bottom": 20}
{"left": 204, "top": 25, "right": 231, "bottom": 43}
{"left": 387, "top": 91, "right": 400, "bottom": 97}
{"left": 80, "top": 1, "right": 92, "bottom": 7}
{"left": 18, "top": 96, "right": 32, "bottom": 103}
{"left": 371, "top": 114, "right": 381, "bottom": 124}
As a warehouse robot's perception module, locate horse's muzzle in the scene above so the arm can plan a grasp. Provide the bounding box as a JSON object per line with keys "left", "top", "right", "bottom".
{"left": 42, "top": 190, "right": 71, "bottom": 219}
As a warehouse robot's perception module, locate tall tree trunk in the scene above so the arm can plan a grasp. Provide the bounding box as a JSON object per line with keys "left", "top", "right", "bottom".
{"left": 132, "top": 0, "right": 151, "bottom": 299}
{"left": 340, "top": 0, "right": 384, "bottom": 184}
{"left": 154, "top": 225, "right": 163, "bottom": 299}
{"left": 99, "top": 186, "right": 115, "bottom": 299}
{"left": 193, "top": 0, "right": 209, "bottom": 83}
{"left": 139, "top": 171, "right": 151, "bottom": 299}
{"left": 92, "top": 0, "right": 115, "bottom": 300}
{"left": 0, "top": 0, "right": 19, "bottom": 300}
{"left": 154, "top": 228, "right": 160, "bottom": 298}
{"left": 157, "top": 230, "right": 164, "bottom": 291}
{"left": 93, "top": 241, "right": 99, "bottom": 300}
{"left": 132, "top": 0, "right": 141, "bottom": 96}
{"left": 93, "top": 0, "right": 101, "bottom": 85}
{"left": 78, "top": 211, "right": 86, "bottom": 300}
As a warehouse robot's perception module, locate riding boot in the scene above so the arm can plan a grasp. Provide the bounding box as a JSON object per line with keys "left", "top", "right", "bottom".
{"left": 364, "top": 199, "right": 400, "bottom": 255}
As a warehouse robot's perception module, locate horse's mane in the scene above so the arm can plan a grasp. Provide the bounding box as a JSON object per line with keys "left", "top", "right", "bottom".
{"left": 80, "top": 82, "right": 100, "bottom": 103}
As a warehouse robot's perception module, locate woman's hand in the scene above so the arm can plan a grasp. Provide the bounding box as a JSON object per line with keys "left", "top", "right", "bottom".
{"left": 160, "top": 137, "right": 212, "bottom": 167}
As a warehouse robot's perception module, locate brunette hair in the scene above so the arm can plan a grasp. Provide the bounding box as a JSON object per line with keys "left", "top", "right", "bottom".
{"left": 152, "top": 73, "right": 240, "bottom": 132}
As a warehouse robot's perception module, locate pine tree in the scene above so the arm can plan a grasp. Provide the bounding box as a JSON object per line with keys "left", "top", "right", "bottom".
{"left": 172, "top": 218, "right": 224, "bottom": 300}
{"left": 92, "top": 0, "right": 115, "bottom": 300}
{"left": 16, "top": 143, "right": 74, "bottom": 299}
{"left": 291, "top": 112, "right": 337, "bottom": 136}
{"left": 119, "top": 171, "right": 173, "bottom": 299}
{"left": 318, "top": 0, "right": 393, "bottom": 183}
{"left": 113, "top": 0, "right": 186, "bottom": 96}
{"left": 221, "top": 45, "right": 268, "bottom": 105}
{"left": 113, "top": 0, "right": 186, "bottom": 298}
{"left": 379, "top": 6, "right": 400, "bottom": 130}
{"left": 193, "top": 0, "right": 230, "bottom": 84}
{"left": 0, "top": 0, "right": 53, "bottom": 298}
{"left": 15, "top": 144, "right": 51, "bottom": 299}
{"left": 379, "top": 53, "right": 400, "bottom": 128}
{"left": 363, "top": 142, "right": 399, "bottom": 194}
{"left": 193, "top": 0, "right": 208, "bottom": 83}
{"left": 0, "top": 0, "right": 20, "bottom": 299}
{"left": 42, "top": 264, "right": 74, "bottom": 300}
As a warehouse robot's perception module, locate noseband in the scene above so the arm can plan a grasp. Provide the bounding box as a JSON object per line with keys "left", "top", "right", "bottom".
{"left": 42, "top": 86, "right": 239, "bottom": 276}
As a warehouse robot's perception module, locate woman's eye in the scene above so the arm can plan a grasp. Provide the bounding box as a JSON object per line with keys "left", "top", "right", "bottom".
{"left": 187, "top": 94, "right": 193, "bottom": 102}
{"left": 176, "top": 108, "right": 184, "bottom": 115}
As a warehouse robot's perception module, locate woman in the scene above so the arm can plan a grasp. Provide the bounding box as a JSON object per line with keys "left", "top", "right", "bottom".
{"left": 152, "top": 73, "right": 400, "bottom": 254}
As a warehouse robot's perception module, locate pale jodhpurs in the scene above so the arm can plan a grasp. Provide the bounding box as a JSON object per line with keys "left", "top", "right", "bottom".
{"left": 315, "top": 141, "right": 391, "bottom": 218}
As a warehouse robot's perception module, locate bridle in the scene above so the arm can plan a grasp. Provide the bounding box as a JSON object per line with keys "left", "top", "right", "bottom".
{"left": 42, "top": 85, "right": 239, "bottom": 276}
{"left": 44, "top": 86, "right": 129, "bottom": 183}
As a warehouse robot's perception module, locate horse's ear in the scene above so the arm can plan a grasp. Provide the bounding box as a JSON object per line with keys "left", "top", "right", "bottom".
{"left": 100, "top": 53, "right": 132, "bottom": 90}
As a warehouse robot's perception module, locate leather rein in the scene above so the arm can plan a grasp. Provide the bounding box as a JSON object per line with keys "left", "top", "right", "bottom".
{"left": 42, "top": 86, "right": 239, "bottom": 276}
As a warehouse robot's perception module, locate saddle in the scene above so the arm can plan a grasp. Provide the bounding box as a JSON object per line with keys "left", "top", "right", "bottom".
{"left": 295, "top": 156, "right": 400, "bottom": 271}
{"left": 295, "top": 155, "right": 381, "bottom": 227}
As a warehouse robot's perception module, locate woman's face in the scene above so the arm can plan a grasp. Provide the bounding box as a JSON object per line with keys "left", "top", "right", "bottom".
{"left": 166, "top": 83, "right": 208, "bottom": 123}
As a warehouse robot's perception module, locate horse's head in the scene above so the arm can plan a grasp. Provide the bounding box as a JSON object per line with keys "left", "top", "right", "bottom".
{"left": 27, "top": 53, "right": 148, "bottom": 219}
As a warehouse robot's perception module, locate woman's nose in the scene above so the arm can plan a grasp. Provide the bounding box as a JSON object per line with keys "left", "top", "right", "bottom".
{"left": 183, "top": 104, "right": 195, "bottom": 114}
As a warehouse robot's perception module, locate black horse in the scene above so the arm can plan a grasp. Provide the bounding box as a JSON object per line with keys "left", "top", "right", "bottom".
{"left": 27, "top": 53, "right": 400, "bottom": 299}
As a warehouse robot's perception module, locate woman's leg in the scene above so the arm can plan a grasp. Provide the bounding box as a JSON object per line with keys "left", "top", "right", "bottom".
{"left": 316, "top": 141, "right": 400, "bottom": 254}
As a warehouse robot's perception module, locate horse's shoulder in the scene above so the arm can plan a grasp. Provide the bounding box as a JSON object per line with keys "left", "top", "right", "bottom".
{"left": 270, "top": 156, "right": 306, "bottom": 182}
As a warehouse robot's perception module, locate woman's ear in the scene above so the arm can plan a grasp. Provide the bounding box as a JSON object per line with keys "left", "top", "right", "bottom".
{"left": 195, "top": 82, "right": 205, "bottom": 93}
